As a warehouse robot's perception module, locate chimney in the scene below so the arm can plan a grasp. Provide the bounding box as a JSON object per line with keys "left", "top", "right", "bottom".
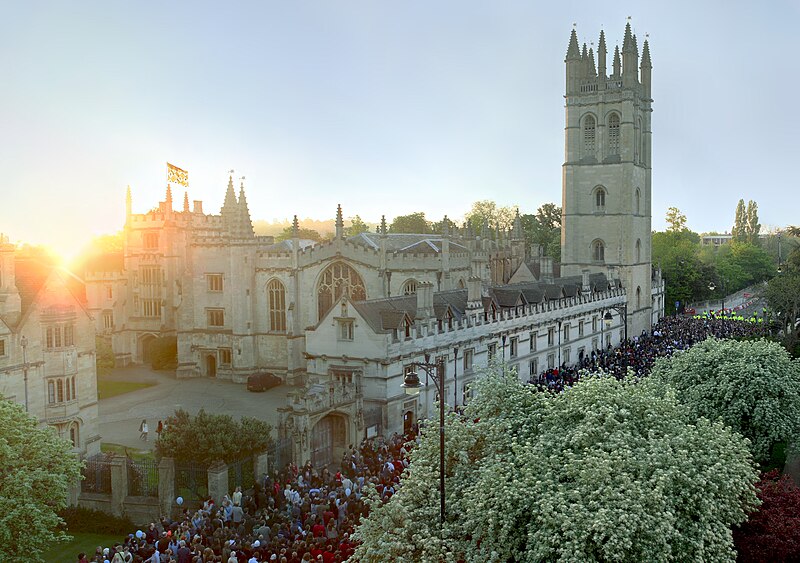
{"left": 415, "top": 281, "right": 434, "bottom": 320}
{"left": 540, "top": 256, "right": 554, "bottom": 283}
{"left": 466, "top": 276, "right": 483, "bottom": 311}
{"left": 193, "top": 201, "right": 203, "bottom": 214}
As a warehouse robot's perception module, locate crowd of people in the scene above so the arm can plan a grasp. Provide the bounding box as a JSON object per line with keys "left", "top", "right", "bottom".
{"left": 79, "top": 315, "right": 764, "bottom": 562}
{"left": 530, "top": 314, "right": 763, "bottom": 392}
{"left": 78, "top": 433, "right": 413, "bottom": 563}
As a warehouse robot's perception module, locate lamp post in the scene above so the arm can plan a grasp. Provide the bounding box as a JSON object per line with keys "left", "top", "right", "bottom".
{"left": 709, "top": 281, "right": 725, "bottom": 336}
{"left": 402, "top": 354, "right": 446, "bottom": 524}
{"left": 603, "top": 305, "right": 628, "bottom": 373}
{"left": 20, "top": 335, "right": 29, "bottom": 412}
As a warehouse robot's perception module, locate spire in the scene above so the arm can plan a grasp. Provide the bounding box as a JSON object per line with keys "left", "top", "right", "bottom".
{"left": 613, "top": 45, "right": 621, "bottom": 78}
{"left": 335, "top": 204, "right": 344, "bottom": 239}
{"left": 598, "top": 30, "right": 607, "bottom": 78}
{"left": 165, "top": 185, "right": 173, "bottom": 212}
{"left": 513, "top": 208, "right": 523, "bottom": 240}
{"left": 221, "top": 175, "right": 239, "bottom": 234}
{"left": 441, "top": 215, "right": 450, "bottom": 236}
{"left": 641, "top": 39, "right": 652, "bottom": 67}
{"left": 622, "top": 21, "right": 634, "bottom": 53}
{"left": 183, "top": 191, "right": 190, "bottom": 213}
{"left": 292, "top": 215, "right": 299, "bottom": 238}
{"left": 125, "top": 185, "right": 132, "bottom": 218}
{"left": 237, "top": 180, "right": 254, "bottom": 237}
{"left": 588, "top": 47, "right": 597, "bottom": 77}
{"left": 566, "top": 28, "right": 580, "bottom": 60}
{"left": 380, "top": 215, "right": 387, "bottom": 235}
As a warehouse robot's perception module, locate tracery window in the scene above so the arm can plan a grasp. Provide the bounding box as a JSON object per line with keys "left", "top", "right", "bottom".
{"left": 402, "top": 279, "right": 417, "bottom": 295}
{"left": 267, "top": 279, "right": 287, "bottom": 332}
{"left": 594, "top": 187, "right": 606, "bottom": 210}
{"left": 317, "top": 262, "right": 366, "bottom": 320}
{"left": 608, "top": 113, "right": 620, "bottom": 155}
{"left": 592, "top": 240, "right": 605, "bottom": 263}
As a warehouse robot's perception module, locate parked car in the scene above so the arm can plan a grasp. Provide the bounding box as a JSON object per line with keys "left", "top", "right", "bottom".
{"left": 247, "top": 372, "right": 282, "bottom": 392}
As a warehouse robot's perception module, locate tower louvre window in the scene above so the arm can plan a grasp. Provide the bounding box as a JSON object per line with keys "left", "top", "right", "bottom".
{"left": 608, "top": 113, "right": 620, "bottom": 155}
{"left": 583, "top": 115, "right": 596, "bottom": 157}
{"left": 594, "top": 187, "right": 606, "bottom": 210}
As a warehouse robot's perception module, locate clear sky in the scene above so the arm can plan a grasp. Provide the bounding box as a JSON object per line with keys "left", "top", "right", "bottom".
{"left": 1, "top": 1, "right": 797, "bottom": 257}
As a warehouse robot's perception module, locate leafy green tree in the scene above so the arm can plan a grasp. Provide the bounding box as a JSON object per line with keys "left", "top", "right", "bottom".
{"left": 464, "top": 200, "right": 516, "bottom": 233}
{"left": 733, "top": 199, "right": 748, "bottom": 242}
{"left": 665, "top": 206, "right": 688, "bottom": 232}
{"left": 0, "top": 400, "right": 83, "bottom": 562}
{"left": 652, "top": 230, "right": 708, "bottom": 313}
{"left": 275, "top": 226, "right": 321, "bottom": 242}
{"left": 521, "top": 203, "right": 562, "bottom": 262}
{"left": 651, "top": 338, "right": 800, "bottom": 464}
{"left": 765, "top": 272, "right": 800, "bottom": 348}
{"left": 155, "top": 408, "right": 273, "bottom": 464}
{"left": 746, "top": 200, "right": 761, "bottom": 244}
{"left": 344, "top": 215, "right": 370, "bottom": 237}
{"left": 388, "top": 212, "right": 430, "bottom": 234}
{"left": 353, "top": 371, "right": 758, "bottom": 562}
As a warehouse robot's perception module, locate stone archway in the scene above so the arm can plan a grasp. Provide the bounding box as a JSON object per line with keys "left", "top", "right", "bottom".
{"left": 403, "top": 410, "right": 415, "bottom": 434}
{"left": 139, "top": 334, "right": 157, "bottom": 364}
{"left": 311, "top": 413, "right": 348, "bottom": 469}
{"left": 206, "top": 355, "right": 217, "bottom": 378}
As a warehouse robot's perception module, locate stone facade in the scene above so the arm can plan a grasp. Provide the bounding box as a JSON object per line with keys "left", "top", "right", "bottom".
{"left": 560, "top": 23, "right": 657, "bottom": 336}
{"left": 0, "top": 236, "right": 101, "bottom": 458}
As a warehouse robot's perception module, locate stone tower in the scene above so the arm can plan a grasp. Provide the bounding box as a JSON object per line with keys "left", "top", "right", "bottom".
{"left": 560, "top": 22, "right": 653, "bottom": 336}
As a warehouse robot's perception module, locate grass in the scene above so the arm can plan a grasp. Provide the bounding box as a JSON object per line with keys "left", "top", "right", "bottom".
{"left": 43, "top": 532, "right": 124, "bottom": 562}
{"left": 101, "top": 442, "right": 155, "bottom": 462}
{"left": 97, "top": 379, "right": 155, "bottom": 400}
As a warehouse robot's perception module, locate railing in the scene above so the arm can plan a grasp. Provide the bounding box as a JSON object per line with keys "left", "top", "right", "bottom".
{"left": 174, "top": 461, "right": 209, "bottom": 502}
{"left": 127, "top": 458, "right": 159, "bottom": 497}
{"left": 81, "top": 453, "right": 112, "bottom": 494}
{"left": 228, "top": 456, "right": 255, "bottom": 493}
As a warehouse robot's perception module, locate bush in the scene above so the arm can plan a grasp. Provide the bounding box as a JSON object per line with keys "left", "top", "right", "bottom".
{"left": 59, "top": 506, "right": 135, "bottom": 535}
{"left": 149, "top": 336, "right": 177, "bottom": 370}
{"left": 155, "top": 408, "right": 274, "bottom": 465}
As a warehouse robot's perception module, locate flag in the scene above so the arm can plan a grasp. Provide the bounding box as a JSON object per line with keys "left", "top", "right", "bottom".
{"left": 167, "top": 162, "right": 189, "bottom": 187}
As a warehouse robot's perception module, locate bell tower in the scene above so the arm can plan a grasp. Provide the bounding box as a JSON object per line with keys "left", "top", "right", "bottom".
{"left": 560, "top": 22, "right": 653, "bottom": 335}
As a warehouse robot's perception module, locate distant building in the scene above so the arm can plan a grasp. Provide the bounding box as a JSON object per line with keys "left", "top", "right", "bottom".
{"left": 0, "top": 236, "right": 100, "bottom": 458}
{"left": 701, "top": 234, "right": 734, "bottom": 247}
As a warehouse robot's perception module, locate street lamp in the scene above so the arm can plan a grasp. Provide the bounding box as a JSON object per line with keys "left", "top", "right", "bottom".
{"left": 603, "top": 305, "right": 628, "bottom": 373}
{"left": 20, "top": 335, "right": 29, "bottom": 413}
{"left": 402, "top": 354, "right": 446, "bottom": 524}
{"left": 452, "top": 347, "right": 459, "bottom": 409}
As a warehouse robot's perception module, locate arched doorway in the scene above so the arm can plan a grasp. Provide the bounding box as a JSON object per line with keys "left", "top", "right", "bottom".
{"left": 403, "top": 410, "right": 415, "bottom": 435}
{"left": 311, "top": 414, "right": 347, "bottom": 468}
{"left": 139, "top": 334, "right": 156, "bottom": 364}
{"left": 206, "top": 355, "right": 217, "bottom": 378}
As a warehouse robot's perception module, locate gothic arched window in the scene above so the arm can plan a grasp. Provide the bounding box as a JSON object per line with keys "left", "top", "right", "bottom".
{"left": 594, "top": 186, "right": 606, "bottom": 210}
{"left": 267, "top": 279, "right": 287, "bottom": 332}
{"left": 317, "top": 262, "right": 366, "bottom": 320}
{"left": 635, "top": 188, "right": 641, "bottom": 215}
{"left": 608, "top": 113, "right": 620, "bottom": 156}
{"left": 638, "top": 117, "right": 645, "bottom": 165}
{"left": 592, "top": 240, "right": 605, "bottom": 263}
{"left": 402, "top": 279, "right": 417, "bottom": 295}
{"left": 636, "top": 286, "right": 642, "bottom": 309}
{"left": 48, "top": 381, "right": 55, "bottom": 404}
{"left": 636, "top": 239, "right": 642, "bottom": 262}
{"left": 69, "top": 422, "right": 79, "bottom": 448}
{"left": 57, "top": 379, "right": 64, "bottom": 403}
{"left": 583, "top": 115, "right": 596, "bottom": 158}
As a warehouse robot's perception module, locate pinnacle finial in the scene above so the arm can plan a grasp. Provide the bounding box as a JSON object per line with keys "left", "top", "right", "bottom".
{"left": 641, "top": 39, "right": 652, "bottom": 67}
{"left": 292, "top": 215, "right": 299, "bottom": 237}
{"left": 335, "top": 204, "right": 344, "bottom": 239}
{"left": 622, "top": 21, "right": 635, "bottom": 53}
{"left": 183, "top": 191, "right": 190, "bottom": 212}
{"left": 380, "top": 215, "right": 387, "bottom": 235}
{"left": 566, "top": 28, "right": 580, "bottom": 60}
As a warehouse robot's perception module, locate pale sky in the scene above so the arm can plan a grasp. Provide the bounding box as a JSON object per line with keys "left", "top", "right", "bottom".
{"left": 1, "top": 1, "right": 797, "bottom": 257}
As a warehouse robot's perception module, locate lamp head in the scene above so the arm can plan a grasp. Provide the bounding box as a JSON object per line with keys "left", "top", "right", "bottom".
{"left": 402, "top": 371, "right": 422, "bottom": 396}
{"left": 603, "top": 311, "right": 613, "bottom": 328}
{"left": 708, "top": 282, "right": 716, "bottom": 292}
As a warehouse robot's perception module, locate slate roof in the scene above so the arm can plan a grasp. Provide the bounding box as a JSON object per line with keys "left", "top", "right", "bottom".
{"left": 351, "top": 289, "right": 467, "bottom": 334}
{"left": 260, "top": 239, "right": 317, "bottom": 252}
{"left": 348, "top": 233, "right": 468, "bottom": 254}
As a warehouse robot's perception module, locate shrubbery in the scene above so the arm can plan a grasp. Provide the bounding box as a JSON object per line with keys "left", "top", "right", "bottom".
{"left": 59, "top": 506, "right": 135, "bottom": 535}
{"left": 149, "top": 336, "right": 177, "bottom": 370}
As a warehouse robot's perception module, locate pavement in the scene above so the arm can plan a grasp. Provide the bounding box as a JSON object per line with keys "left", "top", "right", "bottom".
{"left": 97, "top": 366, "right": 292, "bottom": 453}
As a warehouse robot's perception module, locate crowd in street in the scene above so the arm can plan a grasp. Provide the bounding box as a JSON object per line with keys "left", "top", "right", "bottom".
{"left": 530, "top": 314, "right": 763, "bottom": 393}
{"left": 79, "top": 315, "right": 764, "bottom": 562}
{"left": 78, "top": 433, "right": 412, "bottom": 563}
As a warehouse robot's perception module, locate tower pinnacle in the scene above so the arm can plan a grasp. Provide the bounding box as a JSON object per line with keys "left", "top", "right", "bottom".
{"left": 335, "top": 204, "right": 344, "bottom": 239}
{"left": 598, "top": 30, "right": 607, "bottom": 78}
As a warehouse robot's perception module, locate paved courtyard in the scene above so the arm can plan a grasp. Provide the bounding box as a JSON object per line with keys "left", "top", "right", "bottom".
{"left": 98, "top": 366, "right": 292, "bottom": 452}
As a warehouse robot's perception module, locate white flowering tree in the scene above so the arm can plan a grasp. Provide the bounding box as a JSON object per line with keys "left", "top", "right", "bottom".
{"left": 0, "top": 399, "right": 82, "bottom": 562}
{"left": 650, "top": 337, "right": 800, "bottom": 465}
{"left": 352, "top": 371, "right": 759, "bottom": 562}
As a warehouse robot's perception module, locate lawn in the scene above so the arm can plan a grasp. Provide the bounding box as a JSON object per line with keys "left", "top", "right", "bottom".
{"left": 101, "top": 442, "right": 155, "bottom": 462}
{"left": 43, "top": 532, "right": 124, "bottom": 562}
{"left": 97, "top": 379, "right": 155, "bottom": 400}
